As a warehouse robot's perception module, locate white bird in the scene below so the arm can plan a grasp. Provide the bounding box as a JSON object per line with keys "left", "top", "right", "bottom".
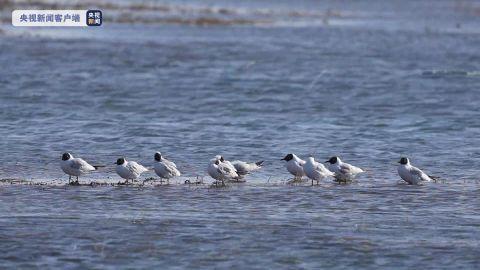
{"left": 207, "top": 159, "right": 224, "bottom": 183}
{"left": 231, "top": 160, "right": 264, "bottom": 177}
{"left": 115, "top": 157, "right": 148, "bottom": 183}
{"left": 397, "top": 157, "right": 435, "bottom": 185}
{"left": 303, "top": 156, "right": 335, "bottom": 185}
{"left": 207, "top": 156, "right": 239, "bottom": 184}
{"left": 215, "top": 155, "right": 244, "bottom": 182}
{"left": 281, "top": 153, "right": 306, "bottom": 180}
{"left": 218, "top": 156, "right": 238, "bottom": 175}
{"left": 154, "top": 152, "right": 181, "bottom": 183}
{"left": 60, "top": 152, "right": 100, "bottom": 184}
{"left": 325, "top": 156, "right": 364, "bottom": 182}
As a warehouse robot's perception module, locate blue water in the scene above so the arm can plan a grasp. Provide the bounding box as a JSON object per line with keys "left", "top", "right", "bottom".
{"left": 0, "top": 0, "right": 480, "bottom": 268}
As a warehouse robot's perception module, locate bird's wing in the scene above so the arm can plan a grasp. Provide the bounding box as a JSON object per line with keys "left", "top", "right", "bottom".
{"left": 71, "top": 158, "right": 95, "bottom": 171}
{"left": 163, "top": 161, "right": 180, "bottom": 175}
{"left": 314, "top": 162, "right": 333, "bottom": 175}
{"left": 340, "top": 163, "right": 363, "bottom": 174}
{"left": 231, "top": 161, "right": 248, "bottom": 173}
{"left": 217, "top": 164, "right": 229, "bottom": 175}
{"left": 164, "top": 159, "right": 178, "bottom": 169}
{"left": 410, "top": 166, "right": 431, "bottom": 181}
{"left": 313, "top": 162, "right": 324, "bottom": 171}
{"left": 129, "top": 162, "right": 148, "bottom": 174}
{"left": 219, "top": 163, "right": 238, "bottom": 177}
{"left": 220, "top": 163, "right": 233, "bottom": 174}
{"left": 225, "top": 161, "right": 237, "bottom": 171}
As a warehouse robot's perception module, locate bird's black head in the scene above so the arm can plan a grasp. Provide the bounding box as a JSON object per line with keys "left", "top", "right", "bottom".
{"left": 154, "top": 152, "right": 162, "bottom": 161}
{"left": 62, "top": 153, "right": 71, "bottom": 161}
{"left": 215, "top": 159, "right": 220, "bottom": 165}
{"left": 281, "top": 154, "right": 294, "bottom": 161}
{"left": 326, "top": 156, "right": 338, "bottom": 164}
{"left": 219, "top": 156, "right": 225, "bottom": 162}
{"left": 399, "top": 157, "right": 409, "bottom": 165}
{"left": 116, "top": 157, "right": 126, "bottom": 165}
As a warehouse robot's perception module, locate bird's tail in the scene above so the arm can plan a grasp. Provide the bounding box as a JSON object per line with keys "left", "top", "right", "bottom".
{"left": 255, "top": 160, "right": 264, "bottom": 167}
{"left": 93, "top": 165, "right": 106, "bottom": 170}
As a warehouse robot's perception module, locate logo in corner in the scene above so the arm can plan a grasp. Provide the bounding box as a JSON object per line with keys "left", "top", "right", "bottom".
{"left": 86, "top": 10, "right": 102, "bottom": 26}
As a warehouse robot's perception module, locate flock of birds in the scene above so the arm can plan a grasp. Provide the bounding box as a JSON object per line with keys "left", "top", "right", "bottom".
{"left": 60, "top": 152, "right": 436, "bottom": 186}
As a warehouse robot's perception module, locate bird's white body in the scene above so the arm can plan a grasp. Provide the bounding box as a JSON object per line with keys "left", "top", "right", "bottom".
{"left": 154, "top": 159, "right": 181, "bottom": 179}
{"left": 207, "top": 162, "right": 224, "bottom": 181}
{"left": 397, "top": 161, "right": 432, "bottom": 185}
{"left": 219, "top": 160, "right": 239, "bottom": 179}
{"left": 61, "top": 156, "right": 96, "bottom": 177}
{"left": 328, "top": 157, "right": 364, "bottom": 181}
{"left": 304, "top": 157, "right": 334, "bottom": 183}
{"left": 221, "top": 160, "right": 237, "bottom": 175}
{"left": 208, "top": 158, "right": 239, "bottom": 181}
{"left": 285, "top": 154, "right": 306, "bottom": 178}
{"left": 231, "top": 160, "right": 262, "bottom": 176}
{"left": 116, "top": 161, "right": 148, "bottom": 180}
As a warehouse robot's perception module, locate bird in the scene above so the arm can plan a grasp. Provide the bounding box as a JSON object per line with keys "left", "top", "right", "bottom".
{"left": 397, "top": 157, "right": 435, "bottom": 185}
{"left": 207, "top": 159, "right": 224, "bottom": 184}
{"left": 218, "top": 156, "right": 238, "bottom": 175}
{"left": 115, "top": 157, "right": 148, "bottom": 184}
{"left": 281, "top": 153, "right": 306, "bottom": 180}
{"left": 207, "top": 156, "right": 239, "bottom": 184}
{"left": 303, "top": 156, "right": 335, "bottom": 185}
{"left": 60, "top": 152, "right": 101, "bottom": 184}
{"left": 230, "top": 160, "right": 264, "bottom": 177}
{"left": 216, "top": 155, "right": 243, "bottom": 182}
{"left": 325, "top": 156, "right": 364, "bottom": 182}
{"left": 153, "top": 152, "right": 181, "bottom": 184}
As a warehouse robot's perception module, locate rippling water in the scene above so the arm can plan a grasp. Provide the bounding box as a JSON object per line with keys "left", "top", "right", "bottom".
{"left": 0, "top": 0, "right": 480, "bottom": 269}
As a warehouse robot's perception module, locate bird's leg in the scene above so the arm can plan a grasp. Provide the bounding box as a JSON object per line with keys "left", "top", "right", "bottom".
{"left": 317, "top": 180, "right": 320, "bottom": 185}
{"left": 76, "top": 176, "right": 79, "bottom": 184}
{"left": 311, "top": 179, "right": 314, "bottom": 186}
{"left": 68, "top": 175, "right": 71, "bottom": 184}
